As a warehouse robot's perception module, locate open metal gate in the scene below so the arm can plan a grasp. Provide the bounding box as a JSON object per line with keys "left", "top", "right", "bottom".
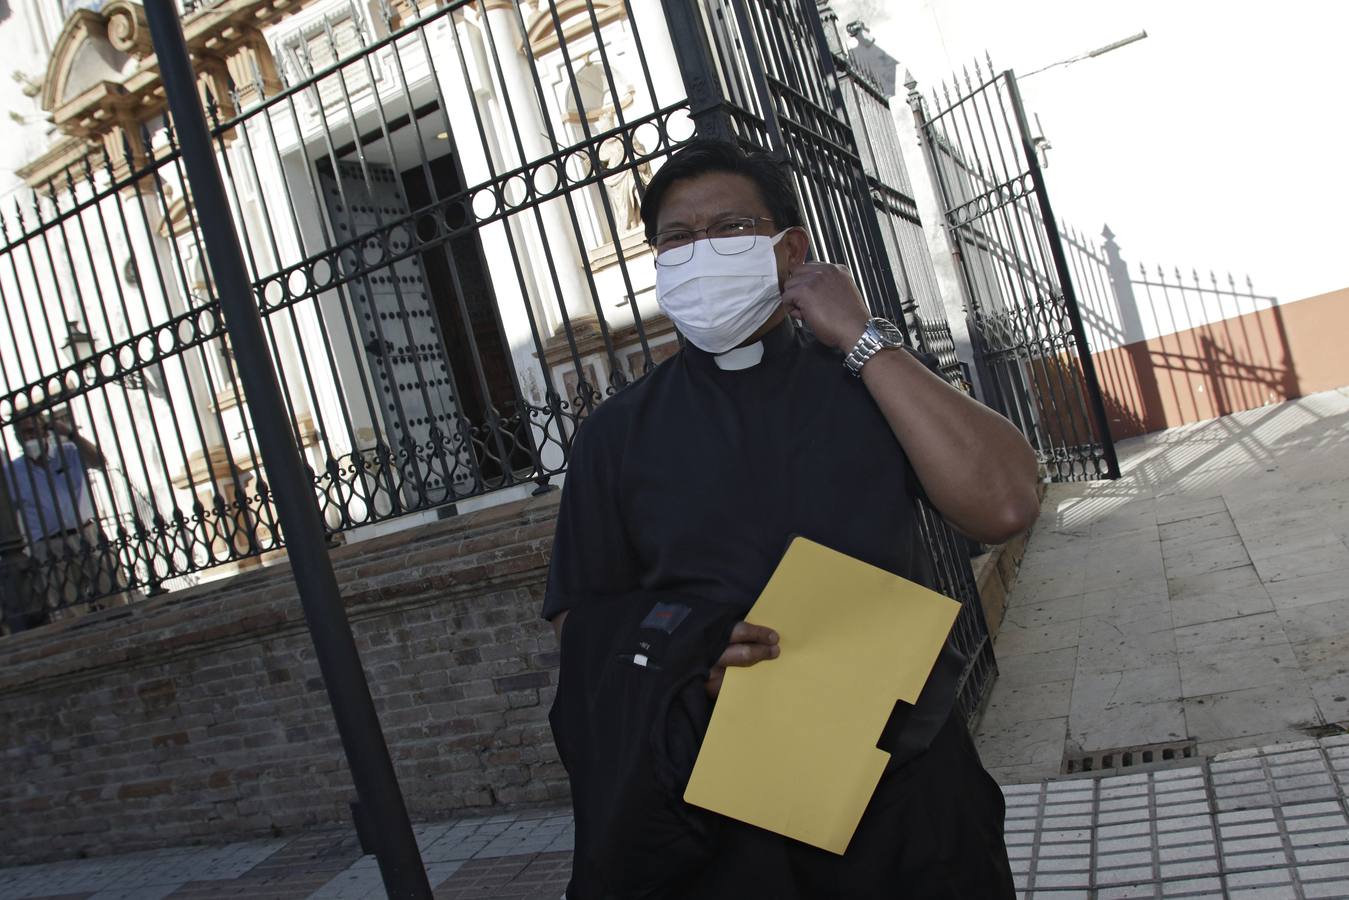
{"left": 911, "top": 67, "right": 1120, "bottom": 481}
{"left": 662, "top": 0, "right": 996, "bottom": 725}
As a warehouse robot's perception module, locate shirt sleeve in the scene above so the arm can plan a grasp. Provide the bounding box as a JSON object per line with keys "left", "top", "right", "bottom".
{"left": 541, "top": 414, "right": 641, "bottom": 621}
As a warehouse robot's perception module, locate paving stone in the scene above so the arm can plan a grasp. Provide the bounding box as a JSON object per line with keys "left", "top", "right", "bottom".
{"left": 1217, "top": 820, "right": 1281, "bottom": 839}
{"left": 1098, "top": 821, "right": 1152, "bottom": 841}
{"left": 976, "top": 715, "right": 1069, "bottom": 769}
{"left": 1297, "top": 860, "right": 1349, "bottom": 880}
{"left": 1099, "top": 795, "right": 1150, "bottom": 814}
{"left": 1265, "top": 569, "right": 1349, "bottom": 610}
{"left": 1155, "top": 876, "right": 1224, "bottom": 896}
{"left": 1040, "top": 829, "right": 1094, "bottom": 844}
{"left": 1221, "top": 849, "right": 1290, "bottom": 869}
{"left": 1295, "top": 844, "right": 1349, "bottom": 864}
{"left": 1039, "top": 841, "right": 1092, "bottom": 858}
{"left": 1275, "top": 784, "right": 1340, "bottom": 805}
{"left": 1095, "top": 850, "right": 1154, "bottom": 869}
{"left": 1184, "top": 683, "right": 1321, "bottom": 743}
{"left": 1094, "top": 884, "right": 1159, "bottom": 899}
{"left": 1031, "top": 871, "right": 1094, "bottom": 888}
{"left": 1075, "top": 618, "right": 1179, "bottom": 675}
{"left": 1303, "top": 881, "right": 1349, "bottom": 899}
{"left": 1157, "top": 858, "right": 1219, "bottom": 879}
{"left": 1224, "top": 867, "right": 1294, "bottom": 888}
{"left": 1034, "top": 856, "right": 1092, "bottom": 872}
{"left": 1226, "top": 888, "right": 1297, "bottom": 900}
{"left": 1095, "top": 863, "right": 1156, "bottom": 885}
{"left": 1158, "top": 842, "right": 1218, "bottom": 865}
{"left": 1179, "top": 641, "right": 1305, "bottom": 697}
{"left": 1042, "top": 801, "right": 1095, "bottom": 816}
{"left": 1154, "top": 815, "right": 1213, "bottom": 833}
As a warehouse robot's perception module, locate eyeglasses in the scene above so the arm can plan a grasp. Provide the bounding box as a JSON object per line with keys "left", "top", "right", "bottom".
{"left": 650, "top": 216, "right": 775, "bottom": 267}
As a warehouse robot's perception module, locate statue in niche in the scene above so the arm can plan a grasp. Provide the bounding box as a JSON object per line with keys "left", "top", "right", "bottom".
{"left": 568, "top": 55, "right": 649, "bottom": 241}
{"left": 594, "top": 104, "right": 651, "bottom": 235}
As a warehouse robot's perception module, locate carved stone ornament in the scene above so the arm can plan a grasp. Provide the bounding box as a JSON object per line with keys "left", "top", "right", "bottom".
{"left": 103, "top": 0, "right": 154, "bottom": 59}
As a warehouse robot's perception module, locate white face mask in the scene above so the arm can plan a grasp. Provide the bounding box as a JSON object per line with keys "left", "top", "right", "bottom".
{"left": 655, "top": 230, "right": 790, "bottom": 354}
{"left": 22, "top": 438, "right": 43, "bottom": 460}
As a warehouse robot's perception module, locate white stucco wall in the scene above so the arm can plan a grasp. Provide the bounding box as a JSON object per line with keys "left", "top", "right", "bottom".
{"left": 840, "top": 0, "right": 1348, "bottom": 332}
{"left": 0, "top": 0, "right": 64, "bottom": 206}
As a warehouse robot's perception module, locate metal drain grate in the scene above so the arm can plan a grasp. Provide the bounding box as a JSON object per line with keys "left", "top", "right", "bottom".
{"left": 1061, "top": 739, "right": 1198, "bottom": 775}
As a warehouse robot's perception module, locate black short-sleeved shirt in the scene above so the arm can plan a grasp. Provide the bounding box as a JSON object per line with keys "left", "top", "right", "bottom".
{"left": 544, "top": 316, "right": 963, "bottom": 755}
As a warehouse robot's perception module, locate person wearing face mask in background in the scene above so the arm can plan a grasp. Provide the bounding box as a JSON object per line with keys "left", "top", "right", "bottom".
{"left": 3, "top": 408, "right": 107, "bottom": 632}
{"left": 544, "top": 139, "right": 1040, "bottom": 897}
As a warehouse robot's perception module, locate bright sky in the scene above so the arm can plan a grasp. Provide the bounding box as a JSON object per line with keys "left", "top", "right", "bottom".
{"left": 841, "top": 0, "right": 1349, "bottom": 304}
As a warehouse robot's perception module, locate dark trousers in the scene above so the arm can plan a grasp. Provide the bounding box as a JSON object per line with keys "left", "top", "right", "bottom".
{"left": 684, "top": 711, "right": 1015, "bottom": 899}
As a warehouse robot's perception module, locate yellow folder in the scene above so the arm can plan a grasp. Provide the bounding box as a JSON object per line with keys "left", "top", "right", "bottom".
{"left": 682, "top": 536, "right": 960, "bottom": 854}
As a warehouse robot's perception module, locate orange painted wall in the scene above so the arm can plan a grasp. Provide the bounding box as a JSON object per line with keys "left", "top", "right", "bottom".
{"left": 1089, "top": 287, "right": 1348, "bottom": 440}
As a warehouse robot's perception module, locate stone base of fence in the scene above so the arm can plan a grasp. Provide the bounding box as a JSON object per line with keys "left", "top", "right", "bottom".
{"left": 0, "top": 491, "right": 567, "bottom": 866}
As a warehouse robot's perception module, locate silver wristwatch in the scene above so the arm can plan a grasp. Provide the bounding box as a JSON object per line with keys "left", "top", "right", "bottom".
{"left": 843, "top": 317, "right": 904, "bottom": 376}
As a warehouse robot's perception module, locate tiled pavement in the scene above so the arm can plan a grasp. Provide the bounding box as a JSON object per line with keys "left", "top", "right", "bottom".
{"left": 977, "top": 389, "right": 1349, "bottom": 784}
{"left": 1005, "top": 735, "right": 1349, "bottom": 898}
{"left": 4, "top": 735, "right": 1349, "bottom": 898}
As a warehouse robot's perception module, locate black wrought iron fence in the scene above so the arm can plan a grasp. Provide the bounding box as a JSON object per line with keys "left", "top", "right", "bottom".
{"left": 1, "top": 0, "right": 694, "bottom": 618}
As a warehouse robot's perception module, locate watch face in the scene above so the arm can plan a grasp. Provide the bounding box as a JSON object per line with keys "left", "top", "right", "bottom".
{"left": 870, "top": 317, "right": 904, "bottom": 347}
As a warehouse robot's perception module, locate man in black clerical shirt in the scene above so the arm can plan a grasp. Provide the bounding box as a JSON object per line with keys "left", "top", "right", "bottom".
{"left": 544, "top": 139, "right": 1040, "bottom": 898}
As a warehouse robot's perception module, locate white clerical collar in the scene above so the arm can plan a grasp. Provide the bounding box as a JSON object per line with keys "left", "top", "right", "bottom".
{"left": 713, "top": 341, "right": 766, "bottom": 370}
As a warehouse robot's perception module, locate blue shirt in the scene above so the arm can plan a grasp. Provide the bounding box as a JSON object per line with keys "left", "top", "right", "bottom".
{"left": 4, "top": 442, "right": 94, "bottom": 540}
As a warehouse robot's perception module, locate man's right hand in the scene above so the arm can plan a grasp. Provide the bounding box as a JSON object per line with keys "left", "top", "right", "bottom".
{"left": 706, "top": 621, "right": 779, "bottom": 699}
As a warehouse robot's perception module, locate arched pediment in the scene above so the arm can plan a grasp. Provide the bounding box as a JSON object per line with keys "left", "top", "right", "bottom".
{"left": 524, "top": 0, "right": 625, "bottom": 57}
{"left": 40, "top": 7, "right": 137, "bottom": 115}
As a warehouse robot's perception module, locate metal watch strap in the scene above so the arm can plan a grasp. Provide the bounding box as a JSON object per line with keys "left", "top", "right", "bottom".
{"left": 844, "top": 328, "right": 883, "bottom": 376}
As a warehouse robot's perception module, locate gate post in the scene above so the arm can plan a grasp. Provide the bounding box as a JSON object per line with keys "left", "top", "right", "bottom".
{"left": 658, "top": 0, "right": 736, "bottom": 142}
{"left": 797, "top": 0, "right": 910, "bottom": 331}
{"left": 1003, "top": 72, "right": 1121, "bottom": 479}
{"left": 141, "top": 3, "right": 433, "bottom": 896}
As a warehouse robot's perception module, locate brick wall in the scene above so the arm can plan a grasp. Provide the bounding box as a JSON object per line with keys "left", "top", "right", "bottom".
{"left": 0, "top": 492, "right": 567, "bottom": 865}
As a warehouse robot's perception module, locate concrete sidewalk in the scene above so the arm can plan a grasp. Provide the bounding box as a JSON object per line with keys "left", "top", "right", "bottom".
{"left": 976, "top": 388, "right": 1349, "bottom": 784}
